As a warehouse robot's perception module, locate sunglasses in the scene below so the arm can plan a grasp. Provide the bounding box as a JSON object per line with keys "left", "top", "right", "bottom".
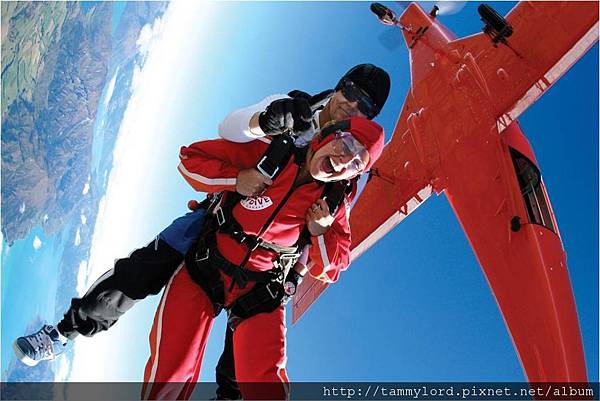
{"left": 330, "top": 131, "right": 369, "bottom": 174}
{"left": 340, "top": 79, "right": 377, "bottom": 118}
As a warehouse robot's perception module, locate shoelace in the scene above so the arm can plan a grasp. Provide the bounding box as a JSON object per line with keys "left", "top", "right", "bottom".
{"left": 25, "top": 329, "right": 55, "bottom": 359}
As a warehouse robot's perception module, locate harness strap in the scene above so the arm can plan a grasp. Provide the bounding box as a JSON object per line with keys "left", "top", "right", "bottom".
{"left": 213, "top": 193, "right": 299, "bottom": 256}
{"left": 184, "top": 242, "right": 225, "bottom": 317}
{"left": 227, "top": 282, "right": 285, "bottom": 329}
{"left": 196, "top": 235, "right": 278, "bottom": 288}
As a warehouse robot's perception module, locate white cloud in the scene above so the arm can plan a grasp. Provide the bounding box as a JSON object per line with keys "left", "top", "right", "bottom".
{"left": 136, "top": 16, "right": 166, "bottom": 60}
{"left": 43, "top": 214, "right": 49, "bottom": 222}
{"left": 76, "top": 260, "right": 88, "bottom": 297}
{"left": 74, "top": 227, "right": 81, "bottom": 246}
{"left": 131, "top": 64, "right": 143, "bottom": 94}
{"left": 82, "top": 182, "right": 90, "bottom": 195}
{"left": 54, "top": 354, "right": 71, "bottom": 382}
{"left": 19, "top": 202, "right": 26, "bottom": 214}
{"left": 81, "top": 214, "right": 87, "bottom": 225}
{"left": 131, "top": 16, "right": 166, "bottom": 91}
{"left": 32, "top": 236, "right": 42, "bottom": 250}
{"left": 103, "top": 67, "right": 119, "bottom": 109}
{"left": 69, "top": 2, "right": 222, "bottom": 382}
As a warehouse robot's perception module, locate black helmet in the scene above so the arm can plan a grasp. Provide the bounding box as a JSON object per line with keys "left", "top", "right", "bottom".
{"left": 335, "top": 63, "right": 391, "bottom": 118}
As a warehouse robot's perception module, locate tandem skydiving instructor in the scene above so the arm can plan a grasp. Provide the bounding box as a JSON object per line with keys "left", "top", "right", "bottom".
{"left": 14, "top": 64, "right": 391, "bottom": 400}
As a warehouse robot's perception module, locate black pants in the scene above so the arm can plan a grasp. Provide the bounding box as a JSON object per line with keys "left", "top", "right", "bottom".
{"left": 57, "top": 238, "right": 240, "bottom": 399}
{"left": 216, "top": 327, "right": 241, "bottom": 400}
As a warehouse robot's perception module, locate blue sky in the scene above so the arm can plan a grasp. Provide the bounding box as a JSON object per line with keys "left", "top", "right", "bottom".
{"left": 5, "top": 1, "right": 596, "bottom": 387}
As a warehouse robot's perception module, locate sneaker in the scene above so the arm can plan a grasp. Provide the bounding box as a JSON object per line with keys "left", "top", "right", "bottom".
{"left": 13, "top": 324, "right": 67, "bottom": 366}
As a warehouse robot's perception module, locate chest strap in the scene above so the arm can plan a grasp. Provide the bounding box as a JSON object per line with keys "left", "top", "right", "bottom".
{"left": 213, "top": 193, "right": 300, "bottom": 256}
{"left": 194, "top": 233, "right": 283, "bottom": 288}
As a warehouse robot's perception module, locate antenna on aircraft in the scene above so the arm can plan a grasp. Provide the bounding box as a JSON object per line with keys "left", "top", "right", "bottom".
{"left": 478, "top": 4, "right": 521, "bottom": 57}
{"left": 370, "top": 3, "right": 400, "bottom": 27}
{"left": 371, "top": 3, "right": 407, "bottom": 51}
{"left": 478, "top": 4, "right": 514, "bottom": 46}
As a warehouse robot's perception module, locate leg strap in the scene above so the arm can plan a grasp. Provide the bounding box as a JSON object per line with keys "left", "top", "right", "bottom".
{"left": 185, "top": 244, "right": 225, "bottom": 317}
{"left": 227, "top": 281, "right": 285, "bottom": 330}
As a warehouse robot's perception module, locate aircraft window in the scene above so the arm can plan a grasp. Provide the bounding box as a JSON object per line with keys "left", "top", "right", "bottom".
{"left": 510, "top": 149, "right": 556, "bottom": 233}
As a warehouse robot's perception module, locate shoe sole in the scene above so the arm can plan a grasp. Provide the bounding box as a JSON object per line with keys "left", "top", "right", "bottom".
{"left": 12, "top": 340, "right": 40, "bottom": 367}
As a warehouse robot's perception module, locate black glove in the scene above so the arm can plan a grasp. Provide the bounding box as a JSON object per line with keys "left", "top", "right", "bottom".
{"left": 258, "top": 97, "right": 312, "bottom": 136}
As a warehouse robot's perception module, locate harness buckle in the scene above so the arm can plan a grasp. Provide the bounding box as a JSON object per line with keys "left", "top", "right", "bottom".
{"left": 278, "top": 252, "right": 300, "bottom": 271}
{"left": 279, "top": 252, "right": 300, "bottom": 261}
{"left": 231, "top": 230, "right": 244, "bottom": 242}
{"left": 265, "top": 282, "right": 280, "bottom": 299}
{"left": 215, "top": 206, "right": 226, "bottom": 226}
{"left": 195, "top": 247, "right": 210, "bottom": 262}
{"left": 227, "top": 311, "right": 243, "bottom": 331}
{"left": 207, "top": 192, "right": 222, "bottom": 209}
{"left": 249, "top": 238, "right": 261, "bottom": 251}
{"left": 235, "top": 233, "right": 259, "bottom": 252}
{"left": 256, "top": 155, "right": 279, "bottom": 180}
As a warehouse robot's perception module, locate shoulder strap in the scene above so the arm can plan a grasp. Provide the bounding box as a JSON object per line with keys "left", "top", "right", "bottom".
{"left": 256, "top": 134, "right": 296, "bottom": 180}
{"left": 323, "top": 179, "right": 352, "bottom": 216}
{"left": 295, "top": 179, "right": 353, "bottom": 250}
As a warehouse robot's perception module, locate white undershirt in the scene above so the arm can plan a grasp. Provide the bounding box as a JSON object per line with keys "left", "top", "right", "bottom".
{"left": 217, "top": 94, "right": 323, "bottom": 147}
{"left": 217, "top": 94, "right": 288, "bottom": 143}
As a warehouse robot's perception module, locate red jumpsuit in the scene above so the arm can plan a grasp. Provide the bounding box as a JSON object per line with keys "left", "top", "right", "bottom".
{"left": 141, "top": 137, "right": 351, "bottom": 400}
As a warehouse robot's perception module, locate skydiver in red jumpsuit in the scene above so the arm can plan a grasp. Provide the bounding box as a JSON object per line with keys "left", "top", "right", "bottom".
{"left": 141, "top": 116, "right": 385, "bottom": 400}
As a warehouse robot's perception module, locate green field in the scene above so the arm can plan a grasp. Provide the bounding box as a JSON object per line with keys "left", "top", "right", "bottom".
{"left": 1, "top": 2, "right": 69, "bottom": 119}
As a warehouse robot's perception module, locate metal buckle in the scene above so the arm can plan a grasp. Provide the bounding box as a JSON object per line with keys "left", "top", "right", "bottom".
{"left": 256, "top": 156, "right": 279, "bottom": 179}
{"left": 235, "top": 233, "right": 259, "bottom": 252}
{"left": 265, "top": 282, "right": 279, "bottom": 299}
{"left": 279, "top": 252, "right": 300, "bottom": 271}
{"left": 207, "top": 192, "right": 222, "bottom": 208}
{"left": 227, "top": 312, "right": 242, "bottom": 331}
{"left": 249, "top": 238, "right": 261, "bottom": 251}
{"left": 195, "top": 247, "right": 210, "bottom": 262}
{"left": 215, "top": 207, "right": 225, "bottom": 226}
{"left": 280, "top": 252, "right": 300, "bottom": 261}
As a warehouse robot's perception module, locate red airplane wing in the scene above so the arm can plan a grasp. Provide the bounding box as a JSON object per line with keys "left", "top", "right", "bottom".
{"left": 293, "top": 98, "right": 435, "bottom": 323}
{"left": 448, "top": 1, "right": 598, "bottom": 128}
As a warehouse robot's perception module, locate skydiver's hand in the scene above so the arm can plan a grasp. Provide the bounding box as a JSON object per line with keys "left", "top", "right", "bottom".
{"left": 305, "top": 199, "right": 334, "bottom": 236}
{"left": 258, "top": 97, "right": 312, "bottom": 136}
{"left": 236, "top": 168, "right": 273, "bottom": 197}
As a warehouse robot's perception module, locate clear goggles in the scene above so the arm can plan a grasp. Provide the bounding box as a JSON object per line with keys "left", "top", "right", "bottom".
{"left": 330, "top": 131, "right": 369, "bottom": 174}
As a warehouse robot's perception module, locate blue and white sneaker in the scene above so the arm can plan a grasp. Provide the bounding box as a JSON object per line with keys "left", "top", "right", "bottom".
{"left": 13, "top": 324, "right": 68, "bottom": 366}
